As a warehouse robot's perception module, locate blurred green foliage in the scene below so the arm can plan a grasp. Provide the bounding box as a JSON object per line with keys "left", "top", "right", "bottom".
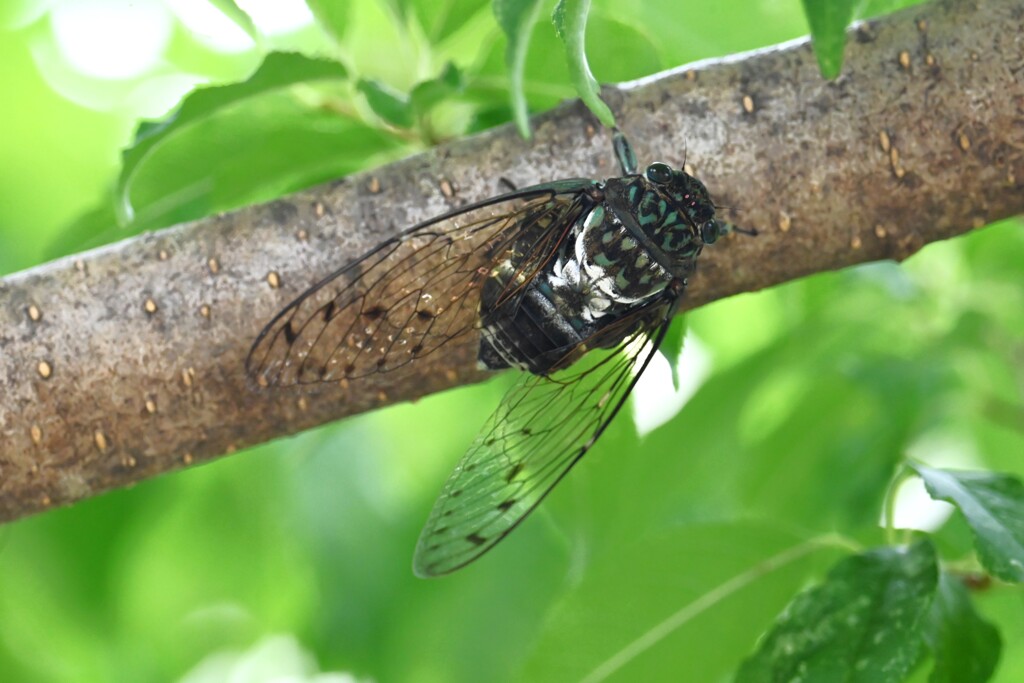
{"left": 0, "top": 1, "right": 1021, "bottom": 682}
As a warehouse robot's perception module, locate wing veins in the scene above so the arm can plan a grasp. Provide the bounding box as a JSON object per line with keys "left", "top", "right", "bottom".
{"left": 414, "top": 299, "right": 675, "bottom": 576}
{"left": 248, "top": 187, "right": 593, "bottom": 386}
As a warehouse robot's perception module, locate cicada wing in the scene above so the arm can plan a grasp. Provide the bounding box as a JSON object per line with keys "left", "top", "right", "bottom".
{"left": 413, "top": 306, "right": 674, "bottom": 577}
{"left": 247, "top": 183, "right": 595, "bottom": 386}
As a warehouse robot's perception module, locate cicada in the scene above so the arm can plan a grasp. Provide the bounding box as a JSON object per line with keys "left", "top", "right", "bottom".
{"left": 247, "top": 131, "right": 735, "bottom": 577}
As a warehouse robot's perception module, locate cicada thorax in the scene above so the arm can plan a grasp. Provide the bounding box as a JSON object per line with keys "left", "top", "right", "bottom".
{"left": 603, "top": 171, "right": 716, "bottom": 276}
{"left": 478, "top": 169, "right": 716, "bottom": 376}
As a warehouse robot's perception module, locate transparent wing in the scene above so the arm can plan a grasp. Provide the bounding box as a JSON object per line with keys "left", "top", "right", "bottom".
{"left": 247, "top": 183, "right": 596, "bottom": 386}
{"left": 413, "top": 305, "right": 673, "bottom": 577}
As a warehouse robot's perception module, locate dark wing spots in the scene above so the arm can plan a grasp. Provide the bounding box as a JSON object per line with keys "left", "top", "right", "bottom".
{"left": 247, "top": 188, "right": 592, "bottom": 387}
{"left": 506, "top": 462, "right": 524, "bottom": 483}
{"left": 412, "top": 301, "right": 676, "bottom": 577}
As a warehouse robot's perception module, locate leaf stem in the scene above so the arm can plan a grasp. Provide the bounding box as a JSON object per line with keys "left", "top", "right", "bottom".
{"left": 579, "top": 534, "right": 854, "bottom": 683}
{"left": 552, "top": 0, "right": 616, "bottom": 128}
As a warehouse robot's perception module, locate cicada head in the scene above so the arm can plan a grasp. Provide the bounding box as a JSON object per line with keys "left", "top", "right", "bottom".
{"left": 621, "top": 162, "right": 720, "bottom": 275}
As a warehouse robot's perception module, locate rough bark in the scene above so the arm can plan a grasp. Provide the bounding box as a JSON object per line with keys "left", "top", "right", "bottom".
{"left": 0, "top": 0, "right": 1022, "bottom": 522}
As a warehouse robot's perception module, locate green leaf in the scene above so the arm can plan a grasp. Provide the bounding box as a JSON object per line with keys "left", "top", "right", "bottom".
{"left": 523, "top": 524, "right": 829, "bottom": 682}
{"left": 117, "top": 52, "right": 349, "bottom": 223}
{"left": 209, "top": 0, "right": 260, "bottom": 43}
{"left": 737, "top": 541, "right": 939, "bottom": 683}
{"left": 660, "top": 316, "right": 688, "bottom": 392}
{"left": 357, "top": 78, "right": 415, "bottom": 128}
{"left": 44, "top": 203, "right": 118, "bottom": 261}
{"left": 306, "top": 0, "right": 351, "bottom": 44}
{"left": 551, "top": 0, "right": 616, "bottom": 128}
{"left": 112, "top": 93, "right": 404, "bottom": 236}
{"left": 493, "top": 0, "right": 544, "bottom": 138}
{"left": 912, "top": 464, "right": 1024, "bottom": 583}
{"left": 358, "top": 63, "right": 464, "bottom": 135}
{"left": 582, "top": 12, "right": 662, "bottom": 83}
{"left": 923, "top": 570, "right": 1001, "bottom": 683}
{"left": 856, "top": 0, "right": 931, "bottom": 20}
{"left": 390, "top": 0, "right": 491, "bottom": 43}
{"left": 800, "top": 0, "right": 857, "bottom": 78}
{"left": 410, "top": 62, "right": 465, "bottom": 115}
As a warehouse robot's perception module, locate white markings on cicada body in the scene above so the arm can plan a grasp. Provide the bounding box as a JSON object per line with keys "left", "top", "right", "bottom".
{"left": 548, "top": 253, "right": 581, "bottom": 291}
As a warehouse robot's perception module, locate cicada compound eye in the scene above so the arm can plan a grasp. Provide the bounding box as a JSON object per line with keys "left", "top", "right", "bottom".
{"left": 644, "top": 162, "right": 673, "bottom": 185}
{"left": 700, "top": 219, "right": 724, "bottom": 245}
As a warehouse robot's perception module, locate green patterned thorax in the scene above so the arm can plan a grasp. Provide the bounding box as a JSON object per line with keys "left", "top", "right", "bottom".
{"left": 478, "top": 162, "right": 722, "bottom": 375}
{"left": 609, "top": 169, "right": 716, "bottom": 275}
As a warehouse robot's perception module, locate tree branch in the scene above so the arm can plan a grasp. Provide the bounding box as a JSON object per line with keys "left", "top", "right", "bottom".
{"left": 1, "top": 0, "right": 1021, "bottom": 523}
